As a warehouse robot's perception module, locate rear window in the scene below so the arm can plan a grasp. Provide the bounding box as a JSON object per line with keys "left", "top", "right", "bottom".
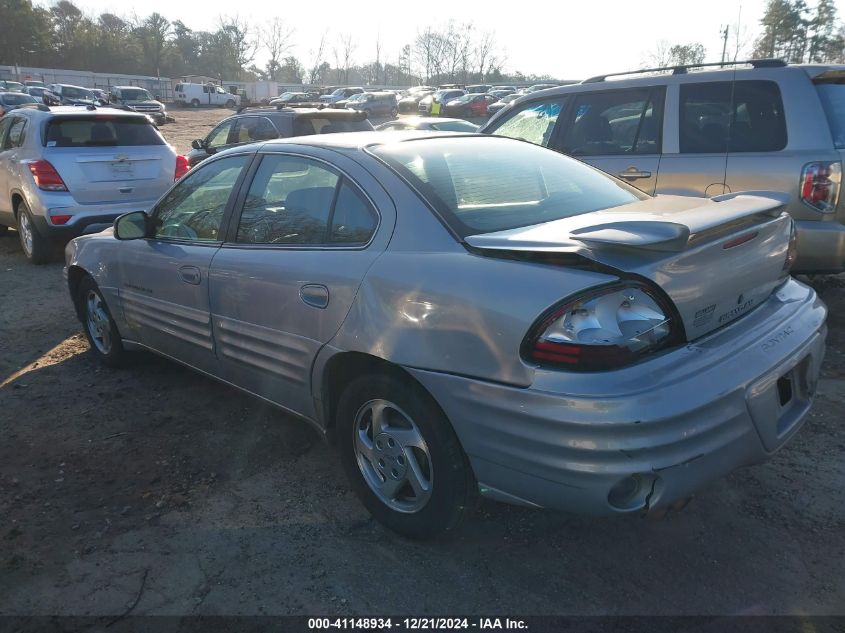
{"left": 291, "top": 117, "right": 374, "bottom": 136}
{"left": 372, "top": 136, "right": 646, "bottom": 237}
{"left": 816, "top": 82, "right": 845, "bottom": 149}
{"left": 44, "top": 116, "right": 164, "bottom": 147}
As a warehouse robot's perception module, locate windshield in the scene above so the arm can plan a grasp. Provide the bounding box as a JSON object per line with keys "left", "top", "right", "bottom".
{"left": 816, "top": 83, "right": 845, "bottom": 149}
{"left": 62, "top": 86, "right": 95, "bottom": 100}
{"left": 2, "top": 93, "right": 37, "bottom": 105}
{"left": 451, "top": 95, "right": 472, "bottom": 104}
{"left": 331, "top": 88, "right": 345, "bottom": 96}
{"left": 372, "top": 136, "right": 647, "bottom": 237}
{"left": 120, "top": 88, "right": 153, "bottom": 101}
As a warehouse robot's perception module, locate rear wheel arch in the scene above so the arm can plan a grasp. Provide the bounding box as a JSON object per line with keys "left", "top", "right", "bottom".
{"left": 11, "top": 192, "right": 25, "bottom": 217}
{"left": 321, "top": 352, "right": 441, "bottom": 437}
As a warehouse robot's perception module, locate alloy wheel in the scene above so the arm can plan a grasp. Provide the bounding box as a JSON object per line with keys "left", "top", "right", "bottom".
{"left": 353, "top": 399, "right": 433, "bottom": 513}
{"left": 18, "top": 211, "right": 33, "bottom": 257}
{"left": 85, "top": 290, "right": 112, "bottom": 354}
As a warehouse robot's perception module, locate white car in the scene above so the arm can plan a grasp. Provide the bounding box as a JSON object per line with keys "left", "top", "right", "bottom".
{"left": 0, "top": 106, "right": 188, "bottom": 263}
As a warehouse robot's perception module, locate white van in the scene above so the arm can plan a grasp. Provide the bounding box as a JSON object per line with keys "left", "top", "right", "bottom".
{"left": 173, "top": 82, "right": 240, "bottom": 108}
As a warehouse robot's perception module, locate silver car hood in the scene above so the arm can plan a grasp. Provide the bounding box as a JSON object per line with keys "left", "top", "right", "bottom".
{"left": 465, "top": 192, "right": 793, "bottom": 341}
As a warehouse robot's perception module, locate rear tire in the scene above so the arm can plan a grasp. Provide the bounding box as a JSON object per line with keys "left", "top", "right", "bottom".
{"left": 225, "top": 99, "right": 235, "bottom": 109}
{"left": 16, "top": 201, "right": 51, "bottom": 264}
{"left": 190, "top": 98, "right": 200, "bottom": 108}
{"left": 337, "top": 371, "right": 476, "bottom": 540}
{"left": 78, "top": 275, "right": 128, "bottom": 367}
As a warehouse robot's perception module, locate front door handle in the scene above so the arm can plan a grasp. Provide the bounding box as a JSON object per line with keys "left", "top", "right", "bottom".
{"left": 178, "top": 265, "right": 201, "bottom": 285}
{"left": 618, "top": 168, "right": 652, "bottom": 180}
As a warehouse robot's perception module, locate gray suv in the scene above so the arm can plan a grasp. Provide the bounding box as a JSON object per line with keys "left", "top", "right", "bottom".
{"left": 108, "top": 86, "right": 167, "bottom": 125}
{"left": 481, "top": 59, "right": 845, "bottom": 273}
{"left": 0, "top": 105, "right": 181, "bottom": 263}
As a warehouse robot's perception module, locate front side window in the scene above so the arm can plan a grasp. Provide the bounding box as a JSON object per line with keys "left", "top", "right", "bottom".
{"left": 373, "top": 136, "right": 646, "bottom": 237}
{"left": 206, "top": 120, "right": 235, "bottom": 148}
{"left": 153, "top": 155, "right": 249, "bottom": 242}
{"left": 487, "top": 98, "right": 566, "bottom": 147}
{"left": 235, "top": 154, "right": 376, "bottom": 246}
{"left": 230, "top": 117, "right": 276, "bottom": 144}
{"left": 561, "top": 88, "right": 663, "bottom": 156}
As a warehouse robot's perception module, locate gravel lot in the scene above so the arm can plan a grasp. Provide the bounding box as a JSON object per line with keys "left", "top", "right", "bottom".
{"left": 0, "top": 108, "right": 843, "bottom": 617}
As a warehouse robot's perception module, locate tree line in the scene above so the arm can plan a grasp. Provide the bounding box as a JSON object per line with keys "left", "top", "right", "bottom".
{"left": 0, "top": 0, "right": 548, "bottom": 85}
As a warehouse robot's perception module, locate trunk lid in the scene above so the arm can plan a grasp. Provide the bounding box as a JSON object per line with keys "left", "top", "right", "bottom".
{"left": 465, "top": 192, "right": 792, "bottom": 341}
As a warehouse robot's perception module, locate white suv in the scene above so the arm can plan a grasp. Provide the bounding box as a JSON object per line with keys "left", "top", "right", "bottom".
{"left": 0, "top": 105, "right": 186, "bottom": 263}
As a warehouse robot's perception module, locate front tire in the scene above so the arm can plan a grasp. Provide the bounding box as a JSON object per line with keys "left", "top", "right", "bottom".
{"left": 190, "top": 98, "right": 200, "bottom": 108}
{"left": 225, "top": 99, "right": 235, "bottom": 109}
{"left": 16, "top": 201, "right": 51, "bottom": 264}
{"left": 337, "top": 372, "right": 476, "bottom": 539}
{"left": 78, "top": 276, "right": 128, "bottom": 367}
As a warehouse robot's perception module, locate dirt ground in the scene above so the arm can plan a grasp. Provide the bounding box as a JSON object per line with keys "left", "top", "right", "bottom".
{"left": 0, "top": 109, "right": 844, "bottom": 618}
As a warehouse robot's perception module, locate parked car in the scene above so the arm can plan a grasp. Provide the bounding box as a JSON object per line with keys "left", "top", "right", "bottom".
{"left": 519, "top": 83, "right": 559, "bottom": 94}
{"left": 418, "top": 89, "right": 466, "bottom": 115}
{"left": 0, "top": 106, "right": 186, "bottom": 263}
{"left": 65, "top": 132, "right": 825, "bottom": 539}
{"left": 269, "top": 92, "right": 322, "bottom": 108}
{"left": 45, "top": 84, "right": 100, "bottom": 106}
{"left": 0, "top": 92, "right": 38, "bottom": 117}
{"left": 24, "top": 86, "right": 50, "bottom": 102}
{"left": 442, "top": 93, "right": 498, "bottom": 118}
{"left": 0, "top": 80, "right": 25, "bottom": 93}
{"left": 375, "top": 117, "right": 479, "bottom": 132}
{"left": 109, "top": 86, "right": 167, "bottom": 125}
{"left": 332, "top": 93, "right": 366, "bottom": 110}
{"left": 173, "top": 82, "right": 240, "bottom": 108}
{"left": 489, "top": 85, "right": 516, "bottom": 94}
{"left": 345, "top": 92, "right": 398, "bottom": 117}
{"left": 320, "top": 87, "right": 364, "bottom": 106}
{"left": 466, "top": 84, "right": 492, "bottom": 94}
{"left": 91, "top": 89, "right": 109, "bottom": 103}
{"left": 185, "top": 107, "right": 373, "bottom": 167}
{"left": 482, "top": 59, "right": 845, "bottom": 274}
{"left": 24, "top": 80, "right": 45, "bottom": 89}
{"left": 487, "top": 89, "right": 514, "bottom": 101}
{"left": 486, "top": 93, "right": 520, "bottom": 117}
{"left": 398, "top": 90, "right": 434, "bottom": 113}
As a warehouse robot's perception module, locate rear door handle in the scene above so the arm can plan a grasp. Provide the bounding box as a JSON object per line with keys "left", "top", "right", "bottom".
{"left": 178, "top": 265, "right": 201, "bottom": 285}
{"left": 618, "top": 169, "right": 652, "bottom": 180}
{"left": 300, "top": 284, "right": 329, "bottom": 309}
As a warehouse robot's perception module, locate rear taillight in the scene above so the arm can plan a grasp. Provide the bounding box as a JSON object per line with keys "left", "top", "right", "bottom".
{"left": 800, "top": 161, "right": 841, "bottom": 212}
{"left": 783, "top": 220, "right": 798, "bottom": 273}
{"left": 523, "top": 282, "right": 684, "bottom": 372}
{"left": 175, "top": 155, "right": 190, "bottom": 181}
{"left": 49, "top": 214, "right": 72, "bottom": 225}
{"left": 27, "top": 160, "right": 67, "bottom": 191}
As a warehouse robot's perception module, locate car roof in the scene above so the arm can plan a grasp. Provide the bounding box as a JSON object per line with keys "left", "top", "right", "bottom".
{"left": 13, "top": 106, "right": 154, "bottom": 120}
{"left": 256, "top": 130, "right": 477, "bottom": 152}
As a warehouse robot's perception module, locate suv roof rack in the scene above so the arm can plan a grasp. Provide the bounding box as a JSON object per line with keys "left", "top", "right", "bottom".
{"left": 581, "top": 58, "right": 787, "bottom": 84}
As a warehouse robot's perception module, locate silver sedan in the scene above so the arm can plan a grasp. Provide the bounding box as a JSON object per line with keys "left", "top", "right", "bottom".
{"left": 65, "top": 133, "right": 827, "bottom": 539}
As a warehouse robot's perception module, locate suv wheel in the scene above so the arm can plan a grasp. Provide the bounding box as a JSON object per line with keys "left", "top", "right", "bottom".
{"left": 337, "top": 372, "right": 476, "bottom": 539}
{"left": 16, "top": 201, "right": 51, "bottom": 264}
{"left": 78, "top": 275, "right": 128, "bottom": 367}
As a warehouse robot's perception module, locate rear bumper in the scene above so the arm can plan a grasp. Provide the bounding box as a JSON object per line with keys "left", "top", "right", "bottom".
{"left": 793, "top": 219, "right": 845, "bottom": 273}
{"left": 30, "top": 199, "right": 158, "bottom": 241}
{"left": 407, "top": 279, "right": 827, "bottom": 515}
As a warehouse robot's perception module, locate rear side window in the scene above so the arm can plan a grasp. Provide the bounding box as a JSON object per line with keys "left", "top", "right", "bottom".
{"left": 561, "top": 88, "right": 664, "bottom": 156}
{"left": 44, "top": 117, "right": 164, "bottom": 147}
{"left": 815, "top": 82, "right": 845, "bottom": 149}
{"left": 680, "top": 80, "right": 786, "bottom": 153}
{"left": 4, "top": 118, "right": 26, "bottom": 149}
{"left": 291, "top": 117, "right": 373, "bottom": 136}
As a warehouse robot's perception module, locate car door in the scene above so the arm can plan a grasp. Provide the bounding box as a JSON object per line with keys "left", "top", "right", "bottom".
{"left": 0, "top": 116, "right": 16, "bottom": 220}
{"left": 208, "top": 148, "right": 394, "bottom": 418}
{"left": 552, "top": 87, "right": 664, "bottom": 194}
{"left": 654, "top": 80, "right": 731, "bottom": 197}
{"left": 115, "top": 154, "right": 251, "bottom": 373}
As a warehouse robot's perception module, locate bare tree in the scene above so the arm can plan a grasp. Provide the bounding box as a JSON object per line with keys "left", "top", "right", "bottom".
{"left": 261, "top": 17, "right": 294, "bottom": 81}
{"left": 217, "top": 15, "right": 258, "bottom": 78}
{"left": 306, "top": 30, "right": 328, "bottom": 85}
{"left": 338, "top": 32, "right": 356, "bottom": 83}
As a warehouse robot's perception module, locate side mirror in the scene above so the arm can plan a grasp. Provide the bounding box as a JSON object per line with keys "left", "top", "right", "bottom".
{"left": 114, "top": 211, "right": 150, "bottom": 240}
{"left": 191, "top": 138, "right": 206, "bottom": 150}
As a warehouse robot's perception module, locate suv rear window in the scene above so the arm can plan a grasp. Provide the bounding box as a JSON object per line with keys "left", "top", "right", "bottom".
{"left": 815, "top": 82, "right": 845, "bottom": 149}
{"left": 291, "top": 117, "right": 374, "bottom": 136}
{"left": 44, "top": 116, "right": 164, "bottom": 147}
{"left": 372, "top": 136, "right": 646, "bottom": 237}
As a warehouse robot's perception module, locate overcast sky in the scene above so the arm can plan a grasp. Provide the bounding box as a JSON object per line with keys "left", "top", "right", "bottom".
{"left": 37, "top": 0, "right": 828, "bottom": 79}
